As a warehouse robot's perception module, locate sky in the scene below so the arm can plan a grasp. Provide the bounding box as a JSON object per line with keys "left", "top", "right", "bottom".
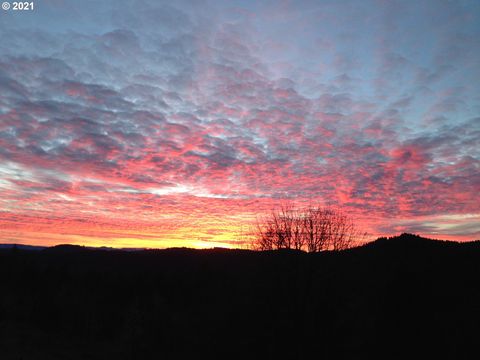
{"left": 0, "top": 0, "right": 479, "bottom": 248}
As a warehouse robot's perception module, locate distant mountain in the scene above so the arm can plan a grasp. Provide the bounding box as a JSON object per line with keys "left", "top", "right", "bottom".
{"left": 360, "top": 232, "right": 480, "bottom": 250}
{"left": 0, "top": 243, "right": 146, "bottom": 252}
{"left": 0, "top": 243, "right": 46, "bottom": 251}
{"left": 43, "top": 244, "right": 91, "bottom": 253}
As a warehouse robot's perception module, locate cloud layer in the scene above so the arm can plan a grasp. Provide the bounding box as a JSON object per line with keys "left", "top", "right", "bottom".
{"left": 1, "top": 0, "right": 479, "bottom": 247}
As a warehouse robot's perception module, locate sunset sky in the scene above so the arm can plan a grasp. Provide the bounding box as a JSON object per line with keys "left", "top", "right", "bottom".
{"left": 1, "top": 0, "right": 479, "bottom": 248}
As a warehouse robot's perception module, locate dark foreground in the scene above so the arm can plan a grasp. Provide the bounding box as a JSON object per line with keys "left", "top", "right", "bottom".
{"left": 1, "top": 234, "right": 479, "bottom": 360}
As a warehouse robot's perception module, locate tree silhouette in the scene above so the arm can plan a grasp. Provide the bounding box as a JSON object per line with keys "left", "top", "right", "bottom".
{"left": 253, "top": 205, "right": 366, "bottom": 251}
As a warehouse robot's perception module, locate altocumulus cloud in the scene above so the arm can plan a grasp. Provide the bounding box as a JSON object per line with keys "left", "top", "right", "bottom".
{"left": 0, "top": 0, "right": 479, "bottom": 246}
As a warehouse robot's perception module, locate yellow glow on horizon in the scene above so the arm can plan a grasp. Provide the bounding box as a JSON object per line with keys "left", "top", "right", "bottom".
{"left": 0, "top": 227, "right": 243, "bottom": 249}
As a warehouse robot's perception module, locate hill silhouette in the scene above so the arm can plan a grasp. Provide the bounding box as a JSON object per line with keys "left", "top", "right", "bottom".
{"left": 0, "top": 234, "right": 479, "bottom": 359}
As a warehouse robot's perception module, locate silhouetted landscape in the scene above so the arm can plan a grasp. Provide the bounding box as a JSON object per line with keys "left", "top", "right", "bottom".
{"left": 1, "top": 233, "right": 479, "bottom": 359}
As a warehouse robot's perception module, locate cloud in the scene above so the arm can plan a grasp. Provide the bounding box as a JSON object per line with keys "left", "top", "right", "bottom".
{"left": 0, "top": 0, "right": 479, "bottom": 246}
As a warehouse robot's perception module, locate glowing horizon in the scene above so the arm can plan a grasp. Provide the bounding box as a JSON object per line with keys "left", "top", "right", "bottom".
{"left": 1, "top": 0, "right": 479, "bottom": 248}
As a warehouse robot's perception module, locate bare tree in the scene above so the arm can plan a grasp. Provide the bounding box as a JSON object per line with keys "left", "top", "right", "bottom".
{"left": 252, "top": 205, "right": 366, "bottom": 252}
{"left": 324, "top": 208, "right": 367, "bottom": 251}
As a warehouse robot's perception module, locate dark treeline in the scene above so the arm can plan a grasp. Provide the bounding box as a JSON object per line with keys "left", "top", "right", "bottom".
{"left": 1, "top": 234, "right": 479, "bottom": 359}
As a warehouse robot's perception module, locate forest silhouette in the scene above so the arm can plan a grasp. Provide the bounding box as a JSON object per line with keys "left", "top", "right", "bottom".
{"left": 1, "top": 233, "right": 479, "bottom": 359}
